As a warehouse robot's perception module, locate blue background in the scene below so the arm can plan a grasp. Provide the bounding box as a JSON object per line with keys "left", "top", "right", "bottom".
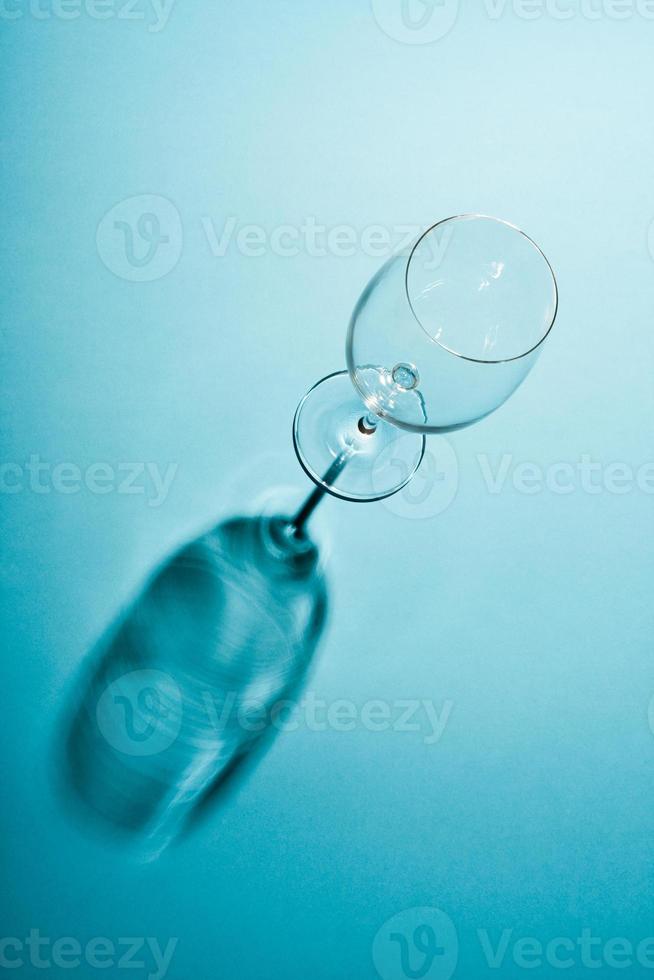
{"left": 2, "top": 1, "right": 654, "bottom": 977}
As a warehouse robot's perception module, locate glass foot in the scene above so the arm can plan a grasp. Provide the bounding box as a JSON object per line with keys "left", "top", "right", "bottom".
{"left": 293, "top": 371, "right": 425, "bottom": 503}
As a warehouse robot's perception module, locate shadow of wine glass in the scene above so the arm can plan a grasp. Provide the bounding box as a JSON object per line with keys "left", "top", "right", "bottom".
{"left": 58, "top": 514, "right": 329, "bottom": 857}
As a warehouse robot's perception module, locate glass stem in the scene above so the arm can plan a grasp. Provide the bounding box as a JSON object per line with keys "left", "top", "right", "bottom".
{"left": 290, "top": 412, "right": 379, "bottom": 535}
{"left": 289, "top": 450, "right": 351, "bottom": 535}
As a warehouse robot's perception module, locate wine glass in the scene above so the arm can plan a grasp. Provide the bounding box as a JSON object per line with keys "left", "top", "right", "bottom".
{"left": 61, "top": 215, "right": 558, "bottom": 853}
{"left": 290, "top": 214, "right": 558, "bottom": 529}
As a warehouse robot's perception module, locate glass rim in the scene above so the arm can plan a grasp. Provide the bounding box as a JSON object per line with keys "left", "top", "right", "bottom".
{"left": 404, "top": 213, "right": 559, "bottom": 365}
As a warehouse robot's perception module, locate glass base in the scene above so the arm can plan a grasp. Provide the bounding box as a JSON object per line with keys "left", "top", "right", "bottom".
{"left": 293, "top": 371, "right": 425, "bottom": 503}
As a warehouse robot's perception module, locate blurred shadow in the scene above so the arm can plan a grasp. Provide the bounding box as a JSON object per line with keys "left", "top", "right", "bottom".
{"left": 60, "top": 514, "right": 328, "bottom": 857}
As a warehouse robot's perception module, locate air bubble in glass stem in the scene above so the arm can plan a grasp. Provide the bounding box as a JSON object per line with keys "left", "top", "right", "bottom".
{"left": 391, "top": 362, "right": 420, "bottom": 390}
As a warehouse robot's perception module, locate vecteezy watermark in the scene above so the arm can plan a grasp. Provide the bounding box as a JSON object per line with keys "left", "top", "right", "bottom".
{"left": 0, "top": 456, "right": 178, "bottom": 508}
{"left": 373, "top": 907, "right": 459, "bottom": 980}
{"left": 372, "top": 445, "right": 654, "bottom": 522}
{"left": 478, "top": 453, "right": 654, "bottom": 496}
{"left": 97, "top": 195, "right": 183, "bottom": 282}
{"left": 373, "top": 909, "right": 654, "bottom": 977}
{"left": 0, "top": 931, "right": 178, "bottom": 979}
{"left": 478, "top": 927, "right": 654, "bottom": 971}
{"left": 202, "top": 692, "right": 454, "bottom": 746}
{"left": 97, "top": 670, "right": 184, "bottom": 757}
{"left": 375, "top": 436, "right": 459, "bottom": 520}
{"left": 201, "top": 216, "right": 450, "bottom": 263}
{"left": 371, "top": 0, "right": 654, "bottom": 45}
{"left": 483, "top": 0, "right": 654, "bottom": 22}
{"left": 97, "top": 198, "right": 454, "bottom": 282}
{"left": 0, "top": 0, "right": 176, "bottom": 31}
{"left": 96, "top": 671, "right": 455, "bottom": 757}
{"left": 371, "top": 0, "right": 461, "bottom": 45}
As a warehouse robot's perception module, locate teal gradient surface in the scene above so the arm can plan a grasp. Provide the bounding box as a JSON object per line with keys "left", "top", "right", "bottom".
{"left": 2, "top": 3, "right": 654, "bottom": 977}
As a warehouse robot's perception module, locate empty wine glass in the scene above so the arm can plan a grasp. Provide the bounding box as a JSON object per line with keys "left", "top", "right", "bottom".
{"left": 290, "top": 214, "right": 558, "bottom": 526}
{"left": 61, "top": 214, "right": 558, "bottom": 855}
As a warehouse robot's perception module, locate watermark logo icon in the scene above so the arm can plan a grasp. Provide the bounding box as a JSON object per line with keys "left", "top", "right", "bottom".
{"left": 376, "top": 435, "right": 459, "bottom": 519}
{"left": 373, "top": 907, "right": 459, "bottom": 980}
{"left": 96, "top": 669, "right": 183, "bottom": 757}
{"left": 96, "top": 195, "right": 182, "bottom": 282}
{"left": 371, "top": 0, "right": 460, "bottom": 44}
